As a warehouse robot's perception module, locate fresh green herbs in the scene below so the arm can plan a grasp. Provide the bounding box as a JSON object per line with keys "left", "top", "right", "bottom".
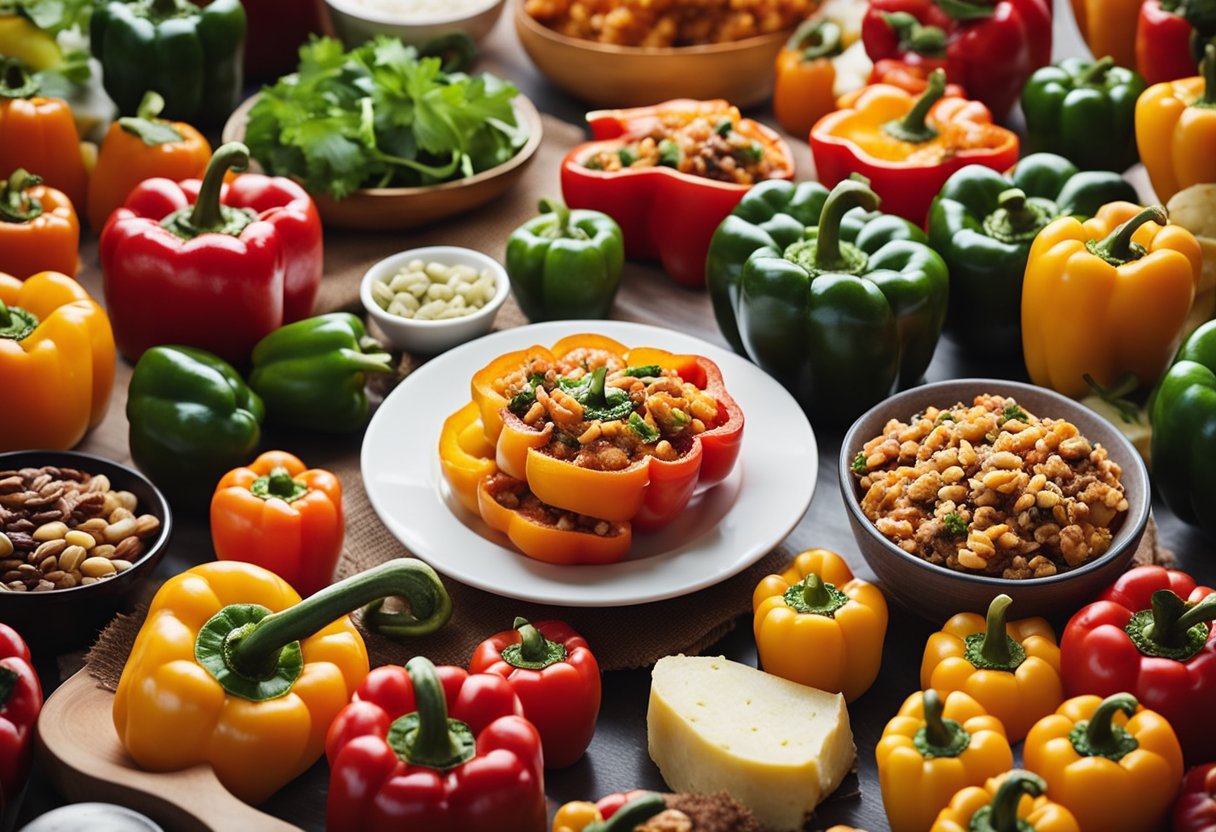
{"left": 851, "top": 452, "right": 867, "bottom": 474}
{"left": 944, "top": 512, "right": 967, "bottom": 537}
{"left": 658, "top": 139, "right": 680, "bottom": 167}
{"left": 623, "top": 365, "right": 661, "bottom": 378}
{"left": 244, "top": 36, "right": 527, "bottom": 200}
{"left": 507, "top": 373, "right": 546, "bottom": 417}
{"left": 715, "top": 118, "right": 733, "bottom": 136}
{"left": 936, "top": 411, "right": 956, "bottom": 423}
{"left": 670, "top": 408, "right": 691, "bottom": 430}
{"left": 558, "top": 367, "right": 633, "bottom": 421}
{"left": 737, "top": 143, "right": 764, "bottom": 163}
{"left": 628, "top": 412, "right": 660, "bottom": 443}
{"left": 618, "top": 147, "right": 637, "bottom": 166}
{"left": 1001, "top": 402, "right": 1029, "bottom": 423}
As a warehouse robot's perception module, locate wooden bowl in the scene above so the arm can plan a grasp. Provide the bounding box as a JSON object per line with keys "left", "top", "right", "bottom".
{"left": 221, "top": 93, "right": 544, "bottom": 230}
{"left": 514, "top": 0, "right": 789, "bottom": 109}
{"left": 838, "top": 379, "right": 1150, "bottom": 621}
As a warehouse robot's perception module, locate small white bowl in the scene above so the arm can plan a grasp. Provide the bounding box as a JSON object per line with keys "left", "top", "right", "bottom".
{"left": 361, "top": 246, "right": 510, "bottom": 355}
{"left": 325, "top": 0, "right": 506, "bottom": 49}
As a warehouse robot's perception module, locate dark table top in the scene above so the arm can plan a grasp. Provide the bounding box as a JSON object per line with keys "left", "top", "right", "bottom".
{"left": 15, "top": 2, "right": 1216, "bottom": 831}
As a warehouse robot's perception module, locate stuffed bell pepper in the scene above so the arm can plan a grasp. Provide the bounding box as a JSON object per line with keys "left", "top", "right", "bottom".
{"left": 560, "top": 99, "right": 795, "bottom": 287}
{"left": 810, "top": 71, "right": 1019, "bottom": 224}
{"left": 706, "top": 177, "right": 947, "bottom": 423}
{"left": 100, "top": 141, "right": 323, "bottom": 363}
{"left": 1136, "top": 44, "right": 1216, "bottom": 204}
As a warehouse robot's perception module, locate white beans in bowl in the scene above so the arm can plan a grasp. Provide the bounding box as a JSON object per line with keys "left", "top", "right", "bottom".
{"left": 371, "top": 259, "right": 497, "bottom": 321}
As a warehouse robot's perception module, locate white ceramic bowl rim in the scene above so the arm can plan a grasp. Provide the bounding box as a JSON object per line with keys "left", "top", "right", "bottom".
{"left": 838, "top": 378, "right": 1152, "bottom": 588}
{"left": 326, "top": 0, "right": 502, "bottom": 28}
{"left": 361, "top": 245, "right": 510, "bottom": 330}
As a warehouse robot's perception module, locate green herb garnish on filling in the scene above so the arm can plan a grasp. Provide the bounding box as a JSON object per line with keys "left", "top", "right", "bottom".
{"left": 737, "top": 143, "right": 764, "bottom": 163}
{"left": 715, "top": 118, "right": 733, "bottom": 137}
{"left": 1002, "top": 402, "right": 1029, "bottom": 423}
{"left": 936, "top": 411, "right": 956, "bottom": 423}
{"left": 851, "top": 452, "right": 867, "bottom": 474}
{"left": 507, "top": 373, "right": 546, "bottom": 417}
{"left": 944, "top": 512, "right": 967, "bottom": 537}
{"left": 618, "top": 148, "right": 637, "bottom": 166}
{"left": 670, "top": 408, "right": 691, "bottom": 430}
{"left": 623, "top": 365, "right": 661, "bottom": 378}
{"left": 628, "top": 412, "right": 661, "bottom": 443}
{"left": 658, "top": 139, "right": 680, "bottom": 167}
{"left": 584, "top": 156, "right": 604, "bottom": 171}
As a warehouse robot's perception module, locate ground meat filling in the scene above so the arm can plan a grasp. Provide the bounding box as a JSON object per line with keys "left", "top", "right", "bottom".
{"left": 851, "top": 394, "right": 1130, "bottom": 579}
{"left": 488, "top": 474, "right": 619, "bottom": 536}
{"left": 494, "top": 349, "right": 722, "bottom": 472}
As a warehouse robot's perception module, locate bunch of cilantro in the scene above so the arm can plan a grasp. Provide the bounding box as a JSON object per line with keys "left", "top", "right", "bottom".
{"left": 244, "top": 37, "right": 528, "bottom": 200}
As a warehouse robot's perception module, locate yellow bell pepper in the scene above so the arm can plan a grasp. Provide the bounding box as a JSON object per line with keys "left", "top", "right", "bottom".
{"left": 920, "top": 594, "right": 1063, "bottom": 743}
{"left": 1069, "top": 0, "right": 1144, "bottom": 69}
{"left": 877, "top": 689, "right": 1014, "bottom": 832}
{"left": 0, "top": 270, "right": 114, "bottom": 452}
{"left": 931, "top": 770, "right": 1081, "bottom": 832}
{"left": 1022, "top": 201, "right": 1201, "bottom": 398}
{"left": 439, "top": 401, "right": 499, "bottom": 514}
{"left": 552, "top": 800, "right": 602, "bottom": 832}
{"left": 113, "top": 559, "right": 452, "bottom": 804}
{"left": 1136, "top": 45, "right": 1216, "bottom": 205}
{"left": 752, "top": 548, "right": 888, "bottom": 703}
{"left": 1022, "top": 693, "right": 1184, "bottom": 832}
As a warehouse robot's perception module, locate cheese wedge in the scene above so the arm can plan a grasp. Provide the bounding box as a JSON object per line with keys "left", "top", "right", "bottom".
{"left": 647, "top": 655, "right": 856, "bottom": 832}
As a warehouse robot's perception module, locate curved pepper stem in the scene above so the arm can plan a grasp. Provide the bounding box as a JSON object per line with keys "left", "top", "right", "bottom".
{"left": 881, "top": 12, "right": 947, "bottom": 55}
{"left": 1070, "top": 693, "right": 1140, "bottom": 761}
{"left": 538, "top": 197, "right": 589, "bottom": 241}
{"left": 119, "top": 91, "right": 183, "bottom": 147}
{"left": 502, "top": 616, "right": 568, "bottom": 670}
{"left": 250, "top": 466, "right": 308, "bottom": 503}
{"left": 386, "top": 656, "right": 477, "bottom": 770}
{"left": 884, "top": 69, "right": 946, "bottom": 143}
{"left": 914, "top": 689, "right": 972, "bottom": 758}
{"left": 137, "top": 90, "right": 167, "bottom": 120}
{"left": 1078, "top": 56, "right": 1115, "bottom": 86}
{"left": 789, "top": 19, "right": 843, "bottom": 60}
{"left": 0, "top": 169, "right": 45, "bottom": 224}
{"left": 1199, "top": 43, "right": 1216, "bottom": 108}
{"left": 0, "top": 300, "right": 38, "bottom": 342}
{"left": 0, "top": 57, "right": 39, "bottom": 99}
{"left": 970, "top": 771, "right": 1047, "bottom": 832}
{"left": 936, "top": 0, "right": 996, "bottom": 20}
{"left": 1127, "top": 589, "right": 1216, "bottom": 661}
{"left": 196, "top": 560, "right": 453, "bottom": 701}
{"left": 783, "top": 573, "right": 850, "bottom": 617}
{"left": 963, "top": 594, "right": 1027, "bottom": 672}
{"left": 1086, "top": 205, "right": 1167, "bottom": 266}
{"left": 161, "top": 142, "right": 256, "bottom": 240}
{"left": 810, "top": 177, "right": 880, "bottom": 273}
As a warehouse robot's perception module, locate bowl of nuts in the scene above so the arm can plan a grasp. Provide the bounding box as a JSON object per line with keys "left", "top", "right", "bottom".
{"left": 0, "top": 451, "right": 172, "bottom": 651}
{"left": 361, "top": 246, "right": 511, "bottom": 355}
{"left": 838, "top": 379, "right": 1150, "bottom": 621}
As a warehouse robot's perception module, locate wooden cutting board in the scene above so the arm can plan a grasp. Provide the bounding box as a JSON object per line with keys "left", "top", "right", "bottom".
{"left": 35, "top": 671, "right": 302, "bottom": 832}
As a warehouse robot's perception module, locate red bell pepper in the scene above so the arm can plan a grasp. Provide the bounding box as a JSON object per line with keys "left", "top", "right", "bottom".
{"left": 0, "top": 623, "right": 42, "bottom": 811}
{"left": 1137, "top": 0, "right": 1200, "bottom": 85}
{"left": 99, "top": 141, "right": 323, "bottom": 364}
{"left": 1175, "top": 763, "right": 1216, "bottom": 832}
{"left": 1060, "top": 565, "right": 1216, "bottom": 765}
{"left": 861, "top": 0, "right": 1052, "bottom": 118}
{"left": 325, "top": 657, "right": 546, "bottom": 832}
{"left": 560, "top": 100, "right": 794, "bottom": 288}
{"left": 469, "top": 617, "right": 601, "bottom": 769}
{"left": 865, "top": 58, "right": 968, "bottom": 98}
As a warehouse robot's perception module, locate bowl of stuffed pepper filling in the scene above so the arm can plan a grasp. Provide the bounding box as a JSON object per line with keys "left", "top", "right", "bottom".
{"left": 440, "top": 334, "right": 744, "bottom": 564}
{"left": 838, "top": 379, "right": 1149, "bottom": 620}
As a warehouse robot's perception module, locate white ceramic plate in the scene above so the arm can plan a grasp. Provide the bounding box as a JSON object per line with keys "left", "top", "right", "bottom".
{"left": 361, "top": 320, "right": 817, "bottom": 606}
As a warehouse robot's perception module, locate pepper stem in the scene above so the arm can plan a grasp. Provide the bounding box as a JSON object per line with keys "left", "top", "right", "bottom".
{"left": 1072, "top": 693, "right": 1140, "bottom": 761}
{"left": 191, "top": 142, "right": 248, "bottom": 230}
{"left": 1078, "top": 56, "right": 1115, "bottom": 86}
{"left": 0, "top": 300, "right": 38, "bottom": 342}
{"left": 0, "top": 57, "right": 39, "bottom": 99}
{"left": 1200, "top": 43, "right": 1216, "bottom": 108}
{"left": 539, "top": 197, "right": 570, "bottom": 235}
{"left": 0, "top": 169, "right": 45, "bottom": 224}
{"left": 1083, "top": 372, "right": 1142, "bottom": 424}
{"left": 914, "top": 689, "right": 974, "bottom": 760}
{"left": 1086, "top": 205, "right": 1167, "bottom": 265}
{"left": 881, "top": 12, "right": 947, "bottom": 55}
{"left": 250, "top": 466, "right": 309, "bottom": 503}
{"left": 815, "top": 178, "right": 881, "bottom": 270}
{"left": 923, "top": 688, "right": 951, "bottom": 746}
{"left": 137, "top": 90, "right": 167, "bottom": 121}
{"left": 790, "top": 19, "right": 843, "bottom": 60}
{"left": 151, "top": 0, "right": 185, "bottom": 17}
{"left": 936, "top": 0, "right": 997, "bottom": 20}
{"left": 884, "top": 69, "right": 946, "bottom": 143}
{"left": 802, "top": 573, "right": 830, "bottom": 608}
{"left": 391, "top": 656, "right": 475, "bottom": 769}
{"left": 1144, "top": 589, "right": 1216, "bottom": 644}
{"left": 964, "top": 593, "right": 1028, "bottom": 671}
{"left": 0, "top": 667, "right": 17, "bottom": 706}
{"left": 998, "top": 190, "right": 1034, "bottom": 231}
{"left": 973, "top": 771, "right": 1047, "bottom": 832}
{"left": 501, "top": 617, "right": 568, "bottom": 670}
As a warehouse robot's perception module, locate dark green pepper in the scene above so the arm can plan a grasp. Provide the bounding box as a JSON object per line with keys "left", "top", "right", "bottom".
{"left": 127, "top": 345, "right": 263, "bottom": 508}
{"left": 706, "top": 177, "right": 948, "bottom": 424}
{"left": 1149, "top": 320, "right": 1216, "bottom": 538}
{"left": 505, "top": 198, "right": 624, "bottom": 322}
{"left": 927, "top": 153, "right": 1138, "bottom": 356}
{"left": 1021, "top": 57, "right": 1148, "bottom": 173}
{"left": 91, "top": 0, "right": 246, "bottom": 126}
{"left": 248, "top": 313, "right": 394, "bottom": 433}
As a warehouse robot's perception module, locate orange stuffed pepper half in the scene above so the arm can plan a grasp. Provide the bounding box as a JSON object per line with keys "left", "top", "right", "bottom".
{"left": 440, "top": 334, "right": 744, "bottom": 565}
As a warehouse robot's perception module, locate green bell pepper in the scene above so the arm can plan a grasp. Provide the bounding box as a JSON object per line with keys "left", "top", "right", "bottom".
{"left": 505, "top": 198, "right": 624, "bottom": 322}
{"left": 248, "top": 313, "right": 394, "bottom": 433}
{"left": 1021, "top": 57, "right": 1148, "bottom": 173}
{"left": 1149, "top": 319, "right": 1216, "bottom": 538}
{"left": 127, "top": 345, "right": 263, "bottom": 508}
{"left": 707, "top": 177, "right": 948, "bottom": 423}
{"left": 927, "top": 153, "right": 1138, "bottom": 356}
{"left": 91, "top": 0, "right": 246, "bottom": 126}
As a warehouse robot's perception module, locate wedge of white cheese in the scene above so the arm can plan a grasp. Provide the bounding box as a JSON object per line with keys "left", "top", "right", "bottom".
{"left": 647, "top": 655, "right": 856, "bottom": 832}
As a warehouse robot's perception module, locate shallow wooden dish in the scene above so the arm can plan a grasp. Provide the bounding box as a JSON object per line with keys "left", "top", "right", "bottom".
{"left": 222, "top": 93, "right": 544, "bottom": 230}
{"left": 514, "top": 0, "right": 789, "bottom": 108}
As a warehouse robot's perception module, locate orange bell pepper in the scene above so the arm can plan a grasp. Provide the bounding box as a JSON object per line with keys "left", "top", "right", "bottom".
{"left": 0, "top": 169, "right": 78, "bottom": 279}
{"left": 1023, "top": 693, "right": 1184, "bottom": 832}
{"left": 751, "top": 548, "right": 888, "bottom": 702}
{"left": 439, "top": 401, "right": 499, "bottom": 515}
{"left": 773, "top": 3, "right": 871, "bottom": 140}
{"left": 931, "top": 770, "right": 1081, "bottom": 832}
{"left": 920, "top": 594, "right": 1063, "bottom": 742}
{"left": 0, "top": 271, "right": 115, "bottom": 451}
{"left": 1070, "top": 0, "right": 1145, "bottom": 70}
{"left": 211, "top": 451, "right": 344, "bottom": 598}
{"left": 1022, "top": 201, "right": 1201, "bottom": 397}
{"left": 877, "top": 689, "right": 1014, "bottom": 832}
{"left": 0, "top": 59, "right": 88, "bottom": 215}
{"left": 87, "top": 91, "right": 211, "bottom": 231}
{"left": 1136, "top": 45, "right": 1216, "bottom": 204}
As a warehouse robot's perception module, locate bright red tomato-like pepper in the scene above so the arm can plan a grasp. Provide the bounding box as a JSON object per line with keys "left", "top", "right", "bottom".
{"left": 325, "top": 657, "right": 546, "bottom": 832}
{"left": 0, "top": 623, "right": 42, "bottom": 811}
{"left": 99, "top": 141, "right": 323, "bottom": 364}
{"left": 1060, "top": 565, "right": 1216, "bottom": 765}
{"left": 861, "top": 0, "right": 1052, "bottom": 118}
{"left": 1174, "top": 763, "right": 1216, "bottom": 832}
{"left": 469, "top": 617, "right": 601, "bottom": 768}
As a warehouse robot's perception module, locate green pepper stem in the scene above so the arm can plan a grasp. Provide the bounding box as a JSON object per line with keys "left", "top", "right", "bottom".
{"left": 881, "top": 12, "right": 947, "bottom": 55}
{"left": 1144, "top": 589, "right": 1216, "bottom": 644}
{"left": 923, "top": 689, "right": 952, "bottom": 747}
{"left": 0, "top": 169, "right": 45, "bottom": 224}
{"left": 539, "top": 197, "right": 571, "bottom": 237}
{"left": 988, "top": 771, "right": 1047, "bottom": 832}
{"left": 514, "top": 617, "right": 546, "bottom": 662}
{"left": 0, "top": 300, "right": 38, "bottom": 342}
{"left": 405, "top": 657, "right": 465, "bottom": 766}
{"left": 269, "top": 468, "right": 296, "bottom": 497}
{"left": 227, "top": 560, "right": 452, "bottom": 678}
{"left": 0, "top": 667, "right": 17, "bottom": 707}
{"left": 1088, "top": 205, "right": 1167, "bottom": 265}
{"left": 136, "top": 90, "right": 167, "bottom": 121}
{"left": 790, "top": 19, "right": 843, "bottom": 60}
{"left": 501, "top": 616, "right": 567, "bottom": 670}
{"left": 884, "top": 69, "right": 946, "bottom": 143}
{"left": 1078, "top": 56, "right": 1115, "bottom": 86}
{"left": 151, "top": 0, "right": 184, "bottom": 17}
{"left": 815, "top": 178, "right": 880, "bottom": 271}
{"left": 980, "top": 594, "right": 1015, "bottom": 666}
{"left": 998, "top": 189, "right": 1037, "bottom": 232}
{"left": 190, "top": 142, "right": 249, "bottom": 231}
{"left": 1085, "top": 693, "right": 1139, "bottom": 755}
{"left": 936, "top": 0, "right": 996, "bottom": 20}
{"left": 0, "top": 57, "right": 39, "bottom": 99}
{"left": 1200, "top": 43, "right": 1216, "bottom": 108}
{"left": 801, "top": 573, "right": 830, "bottom": 609}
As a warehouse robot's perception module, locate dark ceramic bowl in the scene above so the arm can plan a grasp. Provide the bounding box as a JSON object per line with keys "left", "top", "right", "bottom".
{"left": 839, "top": 379, "right": 1149, "bottom": 621}
{"left": 0, "top": 451, "right": 172, "bottom": 652}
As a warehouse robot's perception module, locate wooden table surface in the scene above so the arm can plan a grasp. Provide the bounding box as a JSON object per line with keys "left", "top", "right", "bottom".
{"left": 16, "top": 2, "right": 1216, "bottom": 830}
